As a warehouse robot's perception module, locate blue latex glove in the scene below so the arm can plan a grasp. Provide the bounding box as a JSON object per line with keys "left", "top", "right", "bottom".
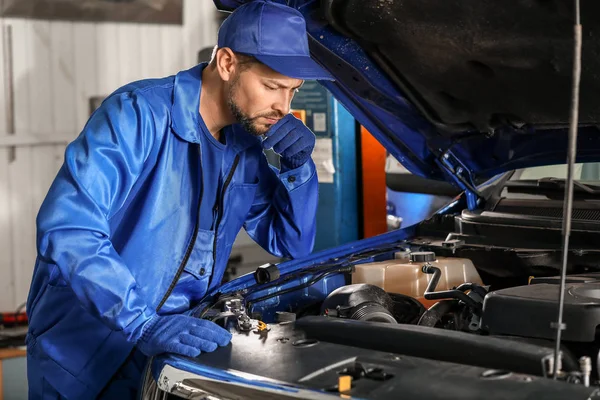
{"left": 262, "top": 114, "right": 316, "bottom": 171}
{"left": 137, "top": 314, "right": 232, "bottom": 357}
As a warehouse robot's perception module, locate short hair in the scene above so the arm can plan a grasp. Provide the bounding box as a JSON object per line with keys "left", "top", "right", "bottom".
{"left": 210, "top": 46, "right": 260, "bottom": 72}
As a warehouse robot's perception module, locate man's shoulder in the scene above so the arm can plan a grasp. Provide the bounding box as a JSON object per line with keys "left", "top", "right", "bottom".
{"left": 112, "top": 75, "right": 175, "bottom": 99}
{"left": 88, "top": 75, "right": 179, "bottom": 146}
{"left": 90, "top": 75, "right": 179, "bottom": 129}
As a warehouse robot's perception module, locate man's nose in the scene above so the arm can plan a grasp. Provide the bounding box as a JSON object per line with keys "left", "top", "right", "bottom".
{"left": 273, "top": 92, "right": 293, "bottom": 116}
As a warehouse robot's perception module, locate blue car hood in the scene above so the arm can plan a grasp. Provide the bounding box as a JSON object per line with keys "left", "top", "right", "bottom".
{"left": 215, "top": 0, "right": 600, "bottom": 185}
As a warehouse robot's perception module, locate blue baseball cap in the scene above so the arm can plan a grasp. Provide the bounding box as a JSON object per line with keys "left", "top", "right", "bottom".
{"left": 217, "top": 1, "right": 334, "bottom": 81}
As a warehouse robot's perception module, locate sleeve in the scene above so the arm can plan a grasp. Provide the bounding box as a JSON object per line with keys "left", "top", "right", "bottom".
{"left": 36, "top": 92, "right": 157, "bottom": 342}
{"left": 243, "top": 152, "right": 319, "bottom": 259}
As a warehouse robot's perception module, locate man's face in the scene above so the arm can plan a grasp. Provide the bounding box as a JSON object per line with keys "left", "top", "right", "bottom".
{"left": 227, "top": 62, "right": 303, "bottom": 136}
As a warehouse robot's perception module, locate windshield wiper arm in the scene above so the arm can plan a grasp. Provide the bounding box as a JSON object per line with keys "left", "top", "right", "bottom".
{"left": 504, "top": 178, "right": 600, "bottom": 195}
{"left": 537, "top": 177, "right": 600, "bottom": 194}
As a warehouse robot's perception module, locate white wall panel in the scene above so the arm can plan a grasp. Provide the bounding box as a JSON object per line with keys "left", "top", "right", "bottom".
{"left": 0, "top": 20, "right": 14, "bottom": 310}
{"left": 29, "top": 20, "right": 54, "bottom": 210}
{"left": 140, "top": 25, "right": 163, "bottom": 79}
{"left": 117, "top": 24, "right": 142, "bottom": 85}
{"left": 200, "top": 1, "right": 220, "bottom": 50}
{"left": 50, "top": 22, "right": 76, "bottom": 174}
{"left": 161, "top": 25, "right": 185, "bottom": 77}
{"left": 73, "top": 23, "right": 98, "bottom": 130}
{"left": 8, "top": 19, "right": 35, "bottom": 309}
{"left": 183, "top": 0, "right": 217, "bottom": 67}
{"left": 96, "top": 23, "right": 121, "bottom": 96}
{"left": 50, "top": 22, "right": 77, "bottom": 137}
{"left": 27, "top": 21, "right": 59, "bottom": 305}
{"left": 0, "top": 144, "right": 11, "bottom": 309}
{"left": 0, "top": 21, "right": 6, "bottom": 131}
{"left": 1, "top": 1, "right": 225, "bottom": 310}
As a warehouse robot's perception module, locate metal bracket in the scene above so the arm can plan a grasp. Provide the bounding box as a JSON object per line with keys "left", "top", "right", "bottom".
{"left": 551, "top": 322, "right": 567, "bottom": 331}
{"left": 438, "top": 150, "right": 482, "bottom": 210}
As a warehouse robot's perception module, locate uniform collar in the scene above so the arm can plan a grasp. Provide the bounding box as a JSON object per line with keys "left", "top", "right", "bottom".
{"left": 171, "top": 63, "right": 260, "bottom": 153}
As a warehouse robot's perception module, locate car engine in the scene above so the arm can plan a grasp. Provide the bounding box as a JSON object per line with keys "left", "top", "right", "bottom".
{"left": 198, "top": 243, "right": 600, "bottom": 389}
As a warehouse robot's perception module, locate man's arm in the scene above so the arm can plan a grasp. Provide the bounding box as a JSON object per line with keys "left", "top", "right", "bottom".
{"left": 243, "top": 157, "right": 318, "bottom": 259}
{"left": 243, "top": 114, "right": 319, "bottom": 259}
{"left": 37, "top": 91, "right": 232, "bottom": 356}
{"left": 36, "top": 92, "right": 157, "bottom": 341}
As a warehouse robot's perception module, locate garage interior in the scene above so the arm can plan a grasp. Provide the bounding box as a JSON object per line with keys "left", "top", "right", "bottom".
{"left": 0, "top": 0, "right": 596, "bottom": 399}
{"left": 0, "top": 2, "right": 400, "bottom": 397}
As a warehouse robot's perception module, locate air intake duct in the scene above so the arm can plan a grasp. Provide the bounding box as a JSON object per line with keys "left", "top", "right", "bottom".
{"left": 321, "top": 284, "right": 397, "bottom": 323}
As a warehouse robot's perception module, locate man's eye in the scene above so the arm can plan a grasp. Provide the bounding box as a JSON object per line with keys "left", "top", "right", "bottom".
{"left": 265, "top": 85, "right": 277, "bottom": 90}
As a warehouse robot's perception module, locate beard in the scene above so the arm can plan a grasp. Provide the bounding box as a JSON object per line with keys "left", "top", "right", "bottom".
{"left": 227, "top": 95, "right": 265, "bottom": 136}
{"left": 227, "top": 74, "right": 282, "bottom": 136}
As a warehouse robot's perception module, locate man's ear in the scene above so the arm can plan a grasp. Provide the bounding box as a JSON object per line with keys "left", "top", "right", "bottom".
{"left": 215, "top": 47, "right": 237, "bottom": 82}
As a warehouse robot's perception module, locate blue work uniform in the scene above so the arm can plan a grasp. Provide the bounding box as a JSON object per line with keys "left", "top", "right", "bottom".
{"left": 25, "top": 62, "right": 318, "bottom": 399}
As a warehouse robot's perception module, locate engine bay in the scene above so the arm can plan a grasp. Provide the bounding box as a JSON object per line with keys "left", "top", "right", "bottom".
{"left": 195, "top": 220, "right": 600, "bottom": 390}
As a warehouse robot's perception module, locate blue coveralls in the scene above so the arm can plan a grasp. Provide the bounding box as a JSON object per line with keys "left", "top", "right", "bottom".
{"left": 25, "top": 63, "right": 318, "bottom": 399}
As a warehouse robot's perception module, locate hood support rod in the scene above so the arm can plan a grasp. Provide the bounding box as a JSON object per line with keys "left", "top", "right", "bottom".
{"left": 552, "top": 0, "right": 582, "bottom": 379}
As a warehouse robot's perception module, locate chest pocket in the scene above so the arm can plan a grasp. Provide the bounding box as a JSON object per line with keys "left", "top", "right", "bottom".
{"left": 227, "top": 179, "right": 259, "bottom": 227}
{"left": 159, "top": 228, "right": 215, "bottom": 313}
{"left": 182, "top": 229, "right": 215, "bottom": 279}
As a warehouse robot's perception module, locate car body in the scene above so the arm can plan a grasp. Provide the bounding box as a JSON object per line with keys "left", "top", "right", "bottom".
{"left": 141, "top": 1, "right": 600, "bottom": 398}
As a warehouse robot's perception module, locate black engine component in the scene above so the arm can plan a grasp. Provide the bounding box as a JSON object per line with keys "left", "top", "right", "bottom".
{"left": 321, "top": 284, "right": 397, "bottom": 323}
{"left": 529, "top": 272, "right": 600, "bottom": 285}
{"left": 253, "top": 263, "right": 280, "bottom": 284}
{"left": 295, "top": 316, "right": 579, "bottom": 377}
{"left": 417, "top": 300, "right": 457, "bottom": 327}
{"left": 481, "top": 282, "right": 600, "bottom": 342}
{"left": 178, "top": 320, "right": 598, "bottom": 400}
{"left": 422, "top": 264, "right": 485, "bottom": 313}
{"left": 387, "top": 292, "right": 426, "bottom": 325}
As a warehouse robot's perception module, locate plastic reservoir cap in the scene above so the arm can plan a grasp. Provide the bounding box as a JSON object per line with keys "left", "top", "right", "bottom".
{"left": 254, "top": 263, "right": 280, "bottom": 284}
{"left": 409, "top": 251, "right": 436, "bottom": 263}
{"left": 338, "top": 375, "right": 352, "bottom": 393}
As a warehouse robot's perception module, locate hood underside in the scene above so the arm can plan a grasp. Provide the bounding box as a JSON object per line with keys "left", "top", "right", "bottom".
{"left": 215, "top": 0, "right": 600, "bottom": 182}
{"left": 336, "top": 0, "right": 600, "bottom": 132}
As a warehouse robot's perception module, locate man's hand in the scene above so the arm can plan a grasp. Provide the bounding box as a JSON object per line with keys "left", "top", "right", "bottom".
{"left": 137, "top": 314, "right": 232, "bottom": 357}
{"left": 262, "top": 114, "right": 316, "bottom": 171}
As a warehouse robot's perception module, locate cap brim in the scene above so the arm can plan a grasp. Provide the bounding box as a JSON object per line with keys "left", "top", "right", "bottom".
{"left": 254, "top": 54, "right": 335, "bottom": 81}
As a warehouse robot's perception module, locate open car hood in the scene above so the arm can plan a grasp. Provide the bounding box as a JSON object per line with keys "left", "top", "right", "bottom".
{"left": 215, "top": 0, "right": 600, "bottom": 187}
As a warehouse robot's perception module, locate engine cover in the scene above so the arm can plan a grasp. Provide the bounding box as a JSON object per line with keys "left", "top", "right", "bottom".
{"left": 481, "top": 282, "right": 600, "bottom": 342}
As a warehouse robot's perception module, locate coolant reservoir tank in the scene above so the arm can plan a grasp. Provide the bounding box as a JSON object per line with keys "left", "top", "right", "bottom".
{"left": 351, "top": 252, "right": 482, "bottom": 308}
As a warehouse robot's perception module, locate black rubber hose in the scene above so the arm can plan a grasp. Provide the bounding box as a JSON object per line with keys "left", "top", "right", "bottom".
{"left": 455, "top": 283, "right": 487, "bottom": 299}
{"left": 422, "top": 265, "right": 482, "bottom": 311}
{"left": 246, "top": 266, "right": 353, "bottom": 310}
{"left": 417, "top": 300, "right": 456, "bottom": 327}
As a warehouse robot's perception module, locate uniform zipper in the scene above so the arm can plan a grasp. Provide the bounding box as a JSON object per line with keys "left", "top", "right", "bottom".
{"left": 156, "top": 144, "right": 204, "bottom": 313}
{"left": 208, "top": 155, "right": 240, "bottom": 289}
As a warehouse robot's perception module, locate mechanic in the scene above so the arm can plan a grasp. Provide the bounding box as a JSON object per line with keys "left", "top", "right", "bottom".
{"left": 25, "top": 1, "right": 333, "bottom": 398}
